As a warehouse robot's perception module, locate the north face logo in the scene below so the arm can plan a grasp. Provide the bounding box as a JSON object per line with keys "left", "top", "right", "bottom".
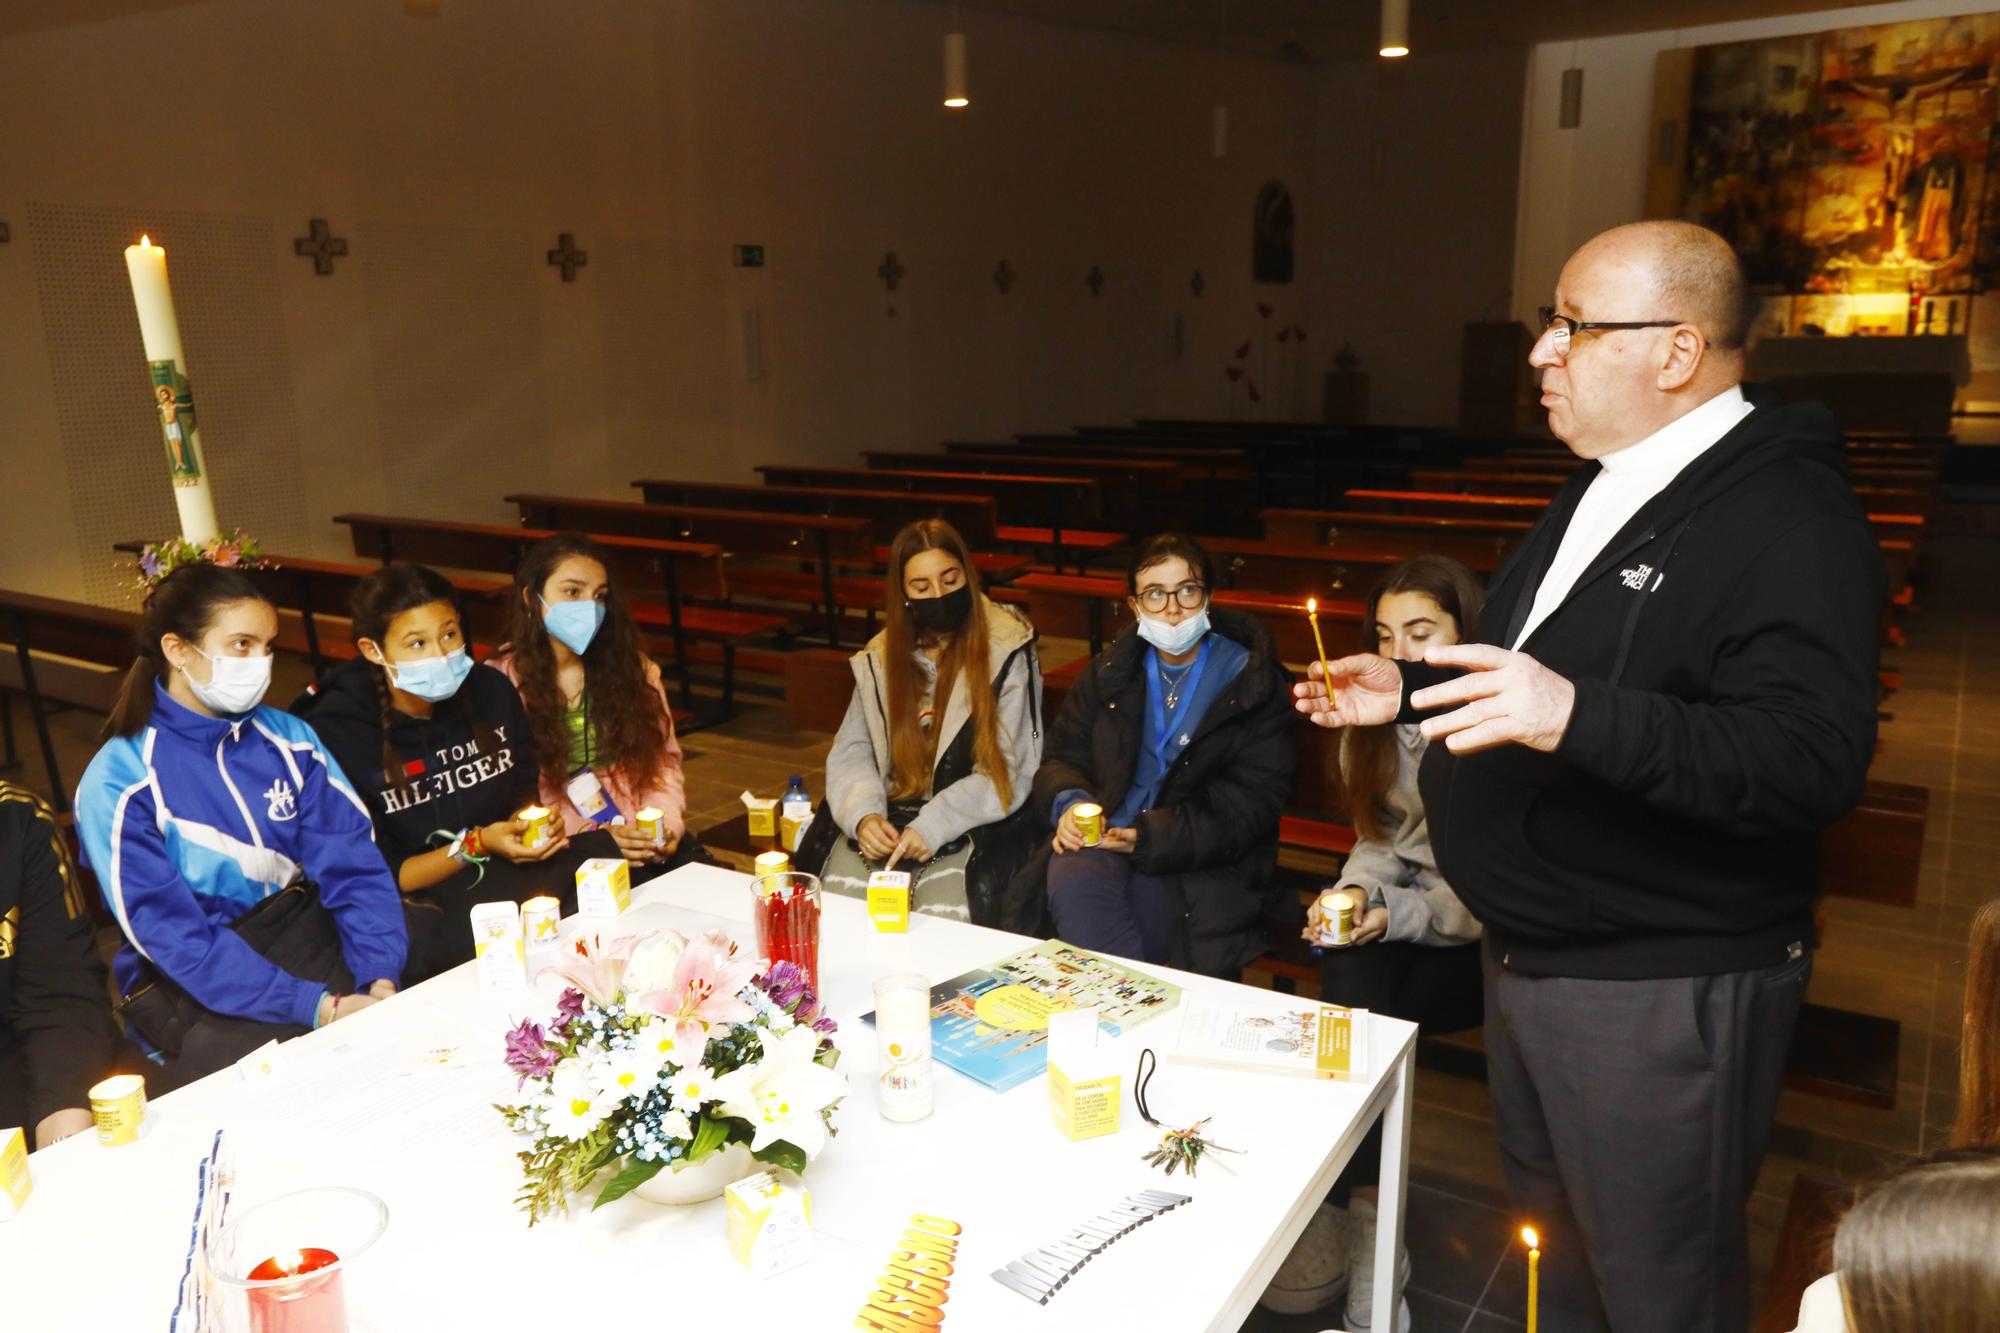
{"left": 264, "top": 779, "right": 298, "bottom": 822}
{"left": 1620, "top": 564, "right": 1654, "bottom": 591}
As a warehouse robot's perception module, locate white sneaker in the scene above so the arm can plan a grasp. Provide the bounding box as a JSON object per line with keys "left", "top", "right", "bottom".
{"left": 1343, "top": 1196, "right": 1413, "bottom": 1333}
{"left": 1258, "top": 1202, "right": 1351, "bottom": 1314}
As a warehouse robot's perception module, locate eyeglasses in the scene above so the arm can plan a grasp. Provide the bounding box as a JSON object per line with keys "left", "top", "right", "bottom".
{"left": 1538, "top": 306, "right": 1683, "bottom": 359}
{"left": 1135, "top": 582, "right": 1208, "bottom": 612}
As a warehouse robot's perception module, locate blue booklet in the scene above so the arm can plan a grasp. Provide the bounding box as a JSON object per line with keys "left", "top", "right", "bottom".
{"left": 860, "top": 940, "right": 1181, "bottom": 1092}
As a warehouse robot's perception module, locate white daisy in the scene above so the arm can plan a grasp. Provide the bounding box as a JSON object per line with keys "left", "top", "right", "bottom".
{"left": 543, "top": 1063, "right": 613, "bottom": 1141}
{"left": 657, "top": 1110, "right": 693, "bottom": 1143}
{"left": 670, "top": 1064, "right": 723, "bottom": 1108}
{"left": 593, "top": 1044, "right": 664, "bottom": 1104}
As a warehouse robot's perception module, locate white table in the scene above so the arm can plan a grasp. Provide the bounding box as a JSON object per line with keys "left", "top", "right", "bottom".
{"left": 2, "top": 864, "right": 1416, "bottom": 1332}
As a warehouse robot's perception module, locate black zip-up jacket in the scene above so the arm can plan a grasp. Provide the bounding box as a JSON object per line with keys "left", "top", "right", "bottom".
{"left": 1407, "top": 390, "right": 1882, "bottom": 979}
{"left": 1015, "top": 608, "right": 1298, "bottom": 977}
{"left": 0, "top": 783, "right": 121, "bottom": 1133}
{"left": 290, "top": 659, "right": 540, "bottom": 885}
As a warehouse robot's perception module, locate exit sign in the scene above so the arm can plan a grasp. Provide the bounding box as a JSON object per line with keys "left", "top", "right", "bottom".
{"left": 733, "top": 244, "right": 765, "bottom": 268}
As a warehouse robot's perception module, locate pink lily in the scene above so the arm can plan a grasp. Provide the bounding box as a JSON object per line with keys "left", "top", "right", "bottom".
{"left": 633, "top": 930, "right": 758, "bottom": 1047}
{"left": 539, "top": 931, "right": 653, "bottom": 1006}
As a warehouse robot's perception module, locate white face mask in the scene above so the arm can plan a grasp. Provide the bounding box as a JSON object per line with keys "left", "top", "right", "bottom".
{"left": 181, "top": 644, "right": 274, "bottom": 716}
{"left": 1137, "top": 607, "right": 1210, "bottom": 657}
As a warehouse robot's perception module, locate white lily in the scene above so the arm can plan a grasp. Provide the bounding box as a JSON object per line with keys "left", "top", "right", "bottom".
{"left": 622, "top": 931, "right": 688, "bottom": 996}
{"left": 713, "top": 1024, "right": 847, "bottom": 1157}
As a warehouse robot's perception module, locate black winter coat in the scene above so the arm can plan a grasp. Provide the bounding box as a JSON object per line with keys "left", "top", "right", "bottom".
{"left": 1012, "top": 608, "right": 1298, "bottom": 977}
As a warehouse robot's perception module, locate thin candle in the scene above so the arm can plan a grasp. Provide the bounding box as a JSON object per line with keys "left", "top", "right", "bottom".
{"left": 1305, "top": 598, "right": 1336, "bottom": 709}
{"left": 1522, "top": 1226, "right": 1539, "bottom": 1333}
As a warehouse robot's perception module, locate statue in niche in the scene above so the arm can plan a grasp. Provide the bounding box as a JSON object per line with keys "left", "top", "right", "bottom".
{"left": 1253, "top": 181, "right": 1295, "bottom": 284}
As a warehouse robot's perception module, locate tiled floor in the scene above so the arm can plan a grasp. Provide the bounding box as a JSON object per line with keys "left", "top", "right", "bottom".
{"left": 11, "top": 511, "right": 1995, "bottom": 1333}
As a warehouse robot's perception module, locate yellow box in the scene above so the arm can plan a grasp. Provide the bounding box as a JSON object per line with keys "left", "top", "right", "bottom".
{"left": 1045, "top": 1007, "right": 1120, "bottom": 1140}
{"left": 575, "top": 858, "right": 632, "bottom": 917}
{"left": 1047, "top": 1061, "right": 1122, "bottom": 1141}
{"left": 0, "top": 1127, "right": 31, "bottom": 1221}
{"left": 742, "top": 792, "right": 778, "bottom": 838}
{"left": 866, "top": 870, "right": 911, "bottom": 932}
{"left": 725, "top": 1170, "right": 813, "bottom": 1278}
{"left": 89, "top": 1074, "right": 146, "bottom": 1147}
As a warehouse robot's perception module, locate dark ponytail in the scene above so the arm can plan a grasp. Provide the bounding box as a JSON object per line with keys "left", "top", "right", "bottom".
{"left": 103, "top": 563, "right": 269, "bottom": 741}
{"left": 349, "top": 562, "right": 463, "bottom": 782}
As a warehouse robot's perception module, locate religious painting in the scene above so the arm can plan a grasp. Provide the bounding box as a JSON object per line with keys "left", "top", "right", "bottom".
{"left": 1682, "top": 12, "right": 2000, "bottom": 302}
{"left": 1253, "top": 181, "right": 1295, "bottom": 284}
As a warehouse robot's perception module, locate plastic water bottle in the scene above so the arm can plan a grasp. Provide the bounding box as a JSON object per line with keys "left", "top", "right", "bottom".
{"left": 781, "top": 775, "right": 813, "bottom": 853}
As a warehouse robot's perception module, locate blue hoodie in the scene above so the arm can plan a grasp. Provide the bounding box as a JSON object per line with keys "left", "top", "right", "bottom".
{"left": 73, "top": 683, "right": 407, "bottom": 1031}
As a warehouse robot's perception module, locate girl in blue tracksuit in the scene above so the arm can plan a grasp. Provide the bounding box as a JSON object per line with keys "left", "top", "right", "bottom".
{"left": 73, "top": 563, "right": 406, "bottom": 1087}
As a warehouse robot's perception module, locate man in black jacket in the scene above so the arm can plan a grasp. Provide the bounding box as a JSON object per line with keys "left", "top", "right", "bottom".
{"left": 0, "top": 782, "right": 123, "bottom": 1147}
{"left": 1298, "top": 222, "right": 1880, "bottom": 1333}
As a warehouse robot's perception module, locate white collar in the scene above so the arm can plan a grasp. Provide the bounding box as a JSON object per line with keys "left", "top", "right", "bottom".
{"left": 1597, "top": 384, "right": 1750, "bottom": 480}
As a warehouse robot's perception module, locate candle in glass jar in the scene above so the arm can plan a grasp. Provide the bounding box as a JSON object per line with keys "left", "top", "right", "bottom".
{"left": 246, "top": 1247, "right": 347, "bottom": 1333}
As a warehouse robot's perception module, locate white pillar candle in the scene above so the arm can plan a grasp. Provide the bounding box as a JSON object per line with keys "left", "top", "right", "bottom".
{"left": 123, "top": 236, "right": 219, "bottom": 543}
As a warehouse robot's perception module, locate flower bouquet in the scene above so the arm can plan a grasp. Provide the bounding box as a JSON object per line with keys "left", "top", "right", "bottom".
{"left": 497, "top": 929, "right": 845, "bottom": 1225}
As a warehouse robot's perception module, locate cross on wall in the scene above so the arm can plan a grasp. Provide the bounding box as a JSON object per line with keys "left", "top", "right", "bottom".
{"left": 547, "top": 233, "right": 589, "bottom": 282}
{"left": 293, "top": 218, "right": 348, "bottom": 275}
{"left": 878, "top": 251, "right": 905, "bottom": 293}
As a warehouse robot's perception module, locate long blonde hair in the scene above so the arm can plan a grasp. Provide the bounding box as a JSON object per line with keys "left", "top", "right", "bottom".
{"left": 880, "top": 519, "right": 1011, "bottom": 809}
{"left": 1833, "top": 1148, "right": 2000, "bottom": 1333}
{"left": 1954, "top": 899, "right": 2000, "bottom": 1148}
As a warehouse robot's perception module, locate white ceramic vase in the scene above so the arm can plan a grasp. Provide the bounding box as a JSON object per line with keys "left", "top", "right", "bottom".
{"left": 629, "top": 1141, "right": 759, "bottom": 1205}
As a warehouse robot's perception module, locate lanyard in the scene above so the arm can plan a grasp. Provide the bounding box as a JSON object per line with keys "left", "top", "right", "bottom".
{"left": 1145, "top": 640, "right": 1209, "bottom": 769}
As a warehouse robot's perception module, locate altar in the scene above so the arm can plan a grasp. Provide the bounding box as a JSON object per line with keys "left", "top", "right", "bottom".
{"left": 1749, "top": 335, "right": 1968, "bottom": 435}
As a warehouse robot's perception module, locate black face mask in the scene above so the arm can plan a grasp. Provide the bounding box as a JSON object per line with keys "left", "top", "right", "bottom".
{"left": 906, "top": 584, "right": 973, "bottom": 634}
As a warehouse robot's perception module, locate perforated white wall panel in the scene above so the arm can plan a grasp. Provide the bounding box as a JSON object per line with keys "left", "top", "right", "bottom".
{"left": 28, "top": 202, "right": 309, "bottom": 607}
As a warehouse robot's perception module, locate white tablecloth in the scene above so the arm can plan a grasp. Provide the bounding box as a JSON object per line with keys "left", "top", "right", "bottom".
{"left": 2, "top": 864, "right": 1416, "bottom": 1332}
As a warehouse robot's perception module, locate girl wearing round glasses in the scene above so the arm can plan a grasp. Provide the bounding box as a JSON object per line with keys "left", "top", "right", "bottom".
{"left": 1017, "top": 533, "right": 1296, "bottom": 973}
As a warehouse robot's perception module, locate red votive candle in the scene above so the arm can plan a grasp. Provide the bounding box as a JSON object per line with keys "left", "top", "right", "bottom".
{"left": 245, "top": 1248, "right": 347, "bottom": 1333}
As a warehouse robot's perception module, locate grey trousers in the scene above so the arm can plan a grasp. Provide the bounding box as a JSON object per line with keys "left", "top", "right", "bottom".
{"left": 1482, "top": 941, "right": 1811, "bottom": 1333}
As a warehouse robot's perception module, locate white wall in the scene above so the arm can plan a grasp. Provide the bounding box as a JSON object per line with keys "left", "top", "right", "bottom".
{"left": 0, "top": 0, "right": 1323, "bottom": 604}
{"left": 1514, "top": 0, "right": 1997, "bottom": 324}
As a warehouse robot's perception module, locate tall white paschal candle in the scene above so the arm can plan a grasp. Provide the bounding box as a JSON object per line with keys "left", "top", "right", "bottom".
{"left": 123, "top": 236, "right": 219, "bottom": 543}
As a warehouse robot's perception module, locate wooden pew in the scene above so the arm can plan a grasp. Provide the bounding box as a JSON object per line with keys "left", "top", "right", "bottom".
{"left": 504, "top": 493, "right": 872, "bottom": 647}
{"left": 1262, "top": 507, "right": 1529, "bottom": 568}
{"left": 0, "top": 590, "right": 139, "bottom": 812}
{"left": 108, "top": 544, "right": 514, "bottom": 677}
{"left": 333, "top": 513, "right": 781, "bottom": 714}
{"left": 754, "top": 463, "right": 1123, "bottom": 572}
{"left": 632, "top": 477, "right": 1001, "bottom": 549}
{"left": 1476, "top": 453, "right": 1941, "bottom": 486}
{"left": 1408, "top": 469, "right": 1933, "bottom": 516}
{"left": 1343, "top": 488, "right": 1926, "bottom": 545}
{"left": 1013, "top": 571, "right": 1362, "bottom": 659}
{"left": 860, "top": 449, "right": 1180, "bottom": 498}
{"left": 943, "top": 439, "right": 1253, "bottom": 479}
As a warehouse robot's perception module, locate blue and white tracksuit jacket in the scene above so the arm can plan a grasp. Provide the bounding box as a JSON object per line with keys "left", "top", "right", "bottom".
{"left": 73, "top": 684, "right": 407, "bottom": 1031}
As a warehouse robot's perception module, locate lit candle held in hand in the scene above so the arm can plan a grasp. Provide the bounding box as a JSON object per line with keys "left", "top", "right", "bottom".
{"left": 246, "top": 1247, "right": 346, "bottom": 1333}
{"left": 1521, "top": 1226, "right": 1539, "bottom": 1333}
{"left": 1305, "top": 598, "right": 1337, "bottom": 709}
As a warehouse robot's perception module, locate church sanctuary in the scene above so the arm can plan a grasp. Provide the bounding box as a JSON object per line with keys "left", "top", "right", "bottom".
{"left": 6, "top": 1, "right": 2000, "bottom": 1330}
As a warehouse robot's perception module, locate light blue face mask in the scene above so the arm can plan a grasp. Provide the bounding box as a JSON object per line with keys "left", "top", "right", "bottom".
{"left": 1137, "top": 607, "right": 1210, "bottom": 657}
{"left": 386, "top": 647, "right": 473, "bottom": 702}
{"left": 540, "top": 596, "right": 606, "bottom": 656}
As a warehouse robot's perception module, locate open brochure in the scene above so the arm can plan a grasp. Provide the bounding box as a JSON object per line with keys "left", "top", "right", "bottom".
{"left": 1171, "top": 991, "right": 1370, "bottom": 1082}
{"left": 861, "top": 940, "right": 1181, "bottom": 1092}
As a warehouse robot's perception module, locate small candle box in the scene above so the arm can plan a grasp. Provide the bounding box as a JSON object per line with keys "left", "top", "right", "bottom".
{"left": 470, "top": 901, "right": 526, "bottom": 991}
{"left": 741, "top": 790, "right": 779, "bottom": 838}
{"left": 0, "top": 1127, "right": 31, "bottom": 1221}
{"left": 725, "top": 1170, "right": 813, "bottom": 1278}
{"left": 1046, "top": 1007, "right": 1120, "bottom": 1141}
{"left": 576, "top": 857, "right": 631, "bottom": 917}
{"left": 866, "top": 870, "right": 912, "bottom": 933}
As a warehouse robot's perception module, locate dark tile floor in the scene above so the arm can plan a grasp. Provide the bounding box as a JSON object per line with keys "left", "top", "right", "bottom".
{"left": 12, "top": 510, "right": 1995, "bottom": 1333}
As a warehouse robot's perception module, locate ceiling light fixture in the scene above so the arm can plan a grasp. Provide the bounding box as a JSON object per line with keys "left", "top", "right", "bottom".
{"left": 1379, "top": 0, "right": 1409, "bottom": 58}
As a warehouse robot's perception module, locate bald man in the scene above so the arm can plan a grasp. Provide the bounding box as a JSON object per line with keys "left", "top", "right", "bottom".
{"left": 1297, "top": 222, "right": 1881, "bottom": 1333}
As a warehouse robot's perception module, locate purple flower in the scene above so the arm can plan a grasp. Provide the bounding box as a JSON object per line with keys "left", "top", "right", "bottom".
{"left": 811, "top": 1013, "right": 838, "bottom": 1036}
{"left": 140, "top": 551, "right": 162, "bottom": 579}
{"left": 503, "top": 1019, "right": 559, "bottom": 1088}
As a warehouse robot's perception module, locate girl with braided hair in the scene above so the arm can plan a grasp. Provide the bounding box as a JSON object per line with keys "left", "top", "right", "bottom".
{"left": 291, "top": 563, "right": 572, "bottom": 977}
